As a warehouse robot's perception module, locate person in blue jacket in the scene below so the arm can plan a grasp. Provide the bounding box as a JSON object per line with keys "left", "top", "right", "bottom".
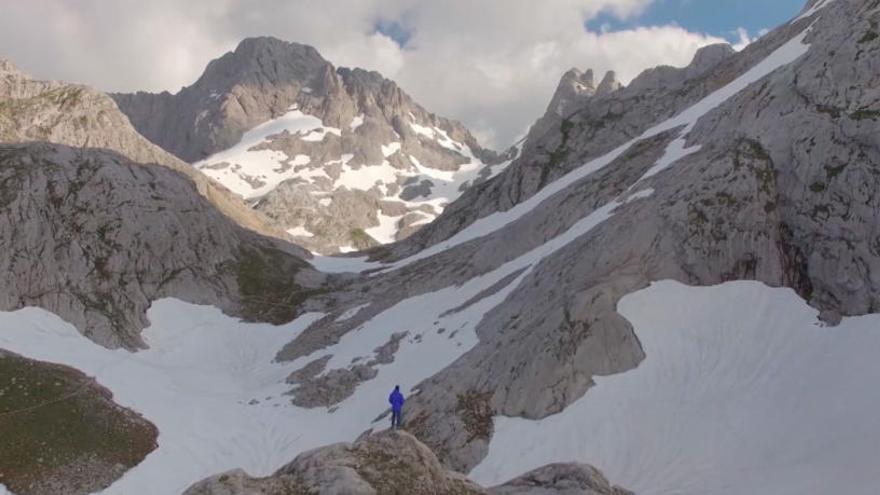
{"left": 389, "top": 385, "right": 405, "bottom": 429}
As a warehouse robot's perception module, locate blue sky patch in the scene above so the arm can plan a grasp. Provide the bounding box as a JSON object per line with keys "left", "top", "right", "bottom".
{"left": 586, "top": 0, "right": 807, "bottom": 43}
{"left": 374, "top": 19, "right": 413, "bottom": 48}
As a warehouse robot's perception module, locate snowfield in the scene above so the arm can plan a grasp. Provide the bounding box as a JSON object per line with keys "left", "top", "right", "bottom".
{"left": 194, "top": 108, "right": 329, "bottom": 199}
{"left": 5, "top": 281, "right": 880, "bottom": 494}
{"left": 193, "top": 104, "right": 512, "bottom": 250}
{"left": 0, "top": 250, "right": 537, "bottom": 495}
{"left": 472, "top": 280, "right": 880, "bottom": 495}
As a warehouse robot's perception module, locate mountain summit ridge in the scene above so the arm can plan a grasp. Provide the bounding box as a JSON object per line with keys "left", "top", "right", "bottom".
{"left": 114, "top": 36, "right": 513, "bottom": 253}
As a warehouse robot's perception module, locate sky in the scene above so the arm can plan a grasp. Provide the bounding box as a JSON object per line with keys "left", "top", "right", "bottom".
{"left": 0, "top": 0, "right": 809, "bottom": 149}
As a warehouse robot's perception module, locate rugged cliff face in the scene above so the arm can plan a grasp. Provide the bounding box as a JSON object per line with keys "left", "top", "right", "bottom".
{"left": 0, "top": 142, "right": 322, "bottom": 349}
{"left": 0, "top": 61, "right": 323, "bottom": 349}
{"left": 272, "top": 0, "right": 880, "bottom": 474}
{"left": 113, "top": 38, "right": 513, "bottom": 253}
{"left": 0, "top": 59, "right": 286, "bottom": 241}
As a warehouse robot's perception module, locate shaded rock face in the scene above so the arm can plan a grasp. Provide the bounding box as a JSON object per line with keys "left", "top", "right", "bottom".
{"left": 386, "top": 40, "right": 738, "bottom": 260}
{"left": 183, "top": 430, "right": 485, "bottom": 495}
{"left": 0, "top": 59, "right": 286, "bottom": 241}
{"left": 489, "top": 463, "right": 634, "bottom": 495}
{"left": 183, "top": 431, "right": 629, "bottom": 495}
{"left": 0, "top": 143, "right": 322, "bottom": 349}
{"left": 0, "top": 59, "right": 187, "bottom": 172}
{"left": 0, "top": 62, "right": 320, "bottom": 349}
{"left": 113, "top": 37, "right": 511, "bottom": 254}
{"left": 273, "top": 0, "right": 880, "bottom": 474}
{"left": 112, "top": 38, "right": 331, "bottom": 163}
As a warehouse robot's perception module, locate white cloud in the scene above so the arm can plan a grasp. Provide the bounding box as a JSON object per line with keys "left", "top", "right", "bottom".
{"left": 0, "top": 0, "right": 729, "bottom": 148}
{"left": 730, "top": 26, "right": 770, "bottom": 51}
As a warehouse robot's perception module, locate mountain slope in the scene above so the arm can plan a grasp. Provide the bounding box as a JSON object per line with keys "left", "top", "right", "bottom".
{"left": 0, "top": 61, "right": 323, "bottom": 349}
{"left": 3, "top": 0, "right": 880, "bottom": 494}
{"left": 0, "top": 142, "right": 321, "bottom": 349}
{"left": 0, "top": 350, "right": 158, "bottom": 495}
{"left": 113, "top": 38, "right": 513, "bottom": 253}
{"left": 0, "top": 59, "right": 285, "bottom": 240}
{"left": 282, "top": 0, "right": 880, "bottom": 477}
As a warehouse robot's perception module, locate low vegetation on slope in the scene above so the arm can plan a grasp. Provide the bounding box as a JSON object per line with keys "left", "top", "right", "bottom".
{"left": 0, "top": 350, "right": 157, "bottom": 495}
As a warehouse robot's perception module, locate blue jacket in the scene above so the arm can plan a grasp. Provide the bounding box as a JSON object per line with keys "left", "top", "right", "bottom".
{"left": 389, "top": 389, "right": 405, "bottom": 411}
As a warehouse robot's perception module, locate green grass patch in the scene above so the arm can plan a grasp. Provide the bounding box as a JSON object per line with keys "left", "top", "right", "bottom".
{"left": 456, "top": 390, "right": 494, "bottom": 443}
{"left": 235, "top": 247, "right": 324, "bottom": 324}
{"left": 349, "top": 228, "right": 377, "bottom": 250}
{"left": 851, "top": 108, "right": 880, "bottom": 121}
{"left": 0, "top": 351, "right": 157, "bottom": 495}
{"left": 858, "top": 30, "right": 878, "bottom": 43}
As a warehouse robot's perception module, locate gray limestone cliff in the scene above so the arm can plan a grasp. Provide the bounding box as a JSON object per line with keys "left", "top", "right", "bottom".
{"left": 273, "top": 0, "right": 880, "bottom": 474}
{"left": 0, "top": 58, "right": 285, "bottom": 240}
{"left": 0, "top": 142, "right": 323, "bottom": 349}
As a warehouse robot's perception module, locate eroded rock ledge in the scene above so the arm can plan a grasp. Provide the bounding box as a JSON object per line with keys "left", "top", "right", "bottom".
{"left": 182, "top": 430, "right": 631, "bottom": 495}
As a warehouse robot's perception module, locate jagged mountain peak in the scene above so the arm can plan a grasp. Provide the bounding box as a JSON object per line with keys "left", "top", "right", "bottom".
{"left": 596, "top": 69, "right": 622, "bottom": 96}
{"left": 113, "top": 38, "right": 510, "bottom": 254}
{"left": 336, "top": 65, "right": 385, "bottom": 83}
{"left": 690, "top": 42, "right": 737, "bottom": 74}
{"left": 627, "top": 41, "right": 735, "bottom": 93}
{"left": 234, "top": 35, "right": 317, "bottom": 54}
{"left": 0, "top": 57, "right": 24, "bottom": 77}
{"left": 545, "top": 67, "right": 607, "bottom": 120}
{"left": 193, "top": 36, "right": 330, "bottom": 93}
{"left": 561, "top": 67, "right": 595, "bottom": 88}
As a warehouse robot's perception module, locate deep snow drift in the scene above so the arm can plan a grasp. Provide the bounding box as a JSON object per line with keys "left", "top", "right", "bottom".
{"left": 472, "top": 280, "right": 880, "bottom": 495}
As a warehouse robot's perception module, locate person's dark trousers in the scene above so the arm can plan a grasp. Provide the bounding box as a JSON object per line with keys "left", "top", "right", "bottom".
{"left": 391, "top": 409, "right": 402, "bottom": 428}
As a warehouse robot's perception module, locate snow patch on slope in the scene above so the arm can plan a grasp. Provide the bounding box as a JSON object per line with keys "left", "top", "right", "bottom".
{"left": 365, "top": 212, "right": 402, "bottom": 244}
{"left": 334, "top": 303, "right": 370, "bottom": 322}
{"left": 796, "top": 0, "right": 836, "bottom": 21}
{"left": 382, "top": 27, "right": 813, "bottom": 272}
{"left": 335, "top": 158, "right": 398, "bottom": 192}
{"left": 287, "top": 226, "right": 315, "bottom": 238}
{"left": 349, "top": 114, "right": 364, "bottom": 131}
{"left": 315, "top": 25, "right": 813, "bottom": 274}
{"left": 472, "top": 280, "right": 880, "bottom": 495}
{"left": 195, "top": 109, "right": 330, "bottom": 199}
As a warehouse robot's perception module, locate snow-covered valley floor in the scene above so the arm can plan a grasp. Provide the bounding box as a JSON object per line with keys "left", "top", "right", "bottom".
{"left": 472, "top": 280, "right": 880, "bottom": 495}
{"left": 0, "top": 251, "right": 532, "bottom": 495}
{"left": 3, "top": 281, "right": 880, "bottom": 494}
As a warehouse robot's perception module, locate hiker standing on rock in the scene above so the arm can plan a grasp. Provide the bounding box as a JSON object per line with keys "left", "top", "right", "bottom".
{"left": 389, "top": 385, "right": 405, "bottom": 429}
